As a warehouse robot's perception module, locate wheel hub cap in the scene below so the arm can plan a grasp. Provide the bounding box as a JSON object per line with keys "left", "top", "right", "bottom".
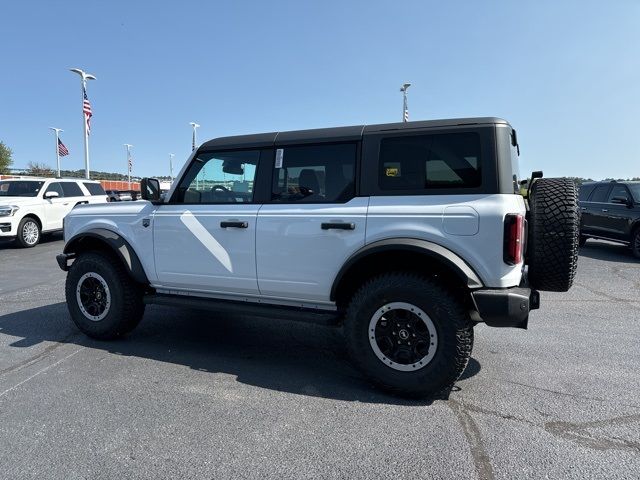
{"left": 368, "top": 302, "right": 438, "bottom": 372}
{"left": 76, "top": 272, "right": 111, "bottom": 321}
{"left": 23, "top": 221, "right": 38, "bottom": 245}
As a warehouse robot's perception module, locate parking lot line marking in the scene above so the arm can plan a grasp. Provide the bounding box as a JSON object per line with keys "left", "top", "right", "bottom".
{"left": 0, "top": 347, "right": 83, "bottom": 399}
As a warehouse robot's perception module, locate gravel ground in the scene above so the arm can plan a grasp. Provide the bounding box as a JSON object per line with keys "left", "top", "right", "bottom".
{"left": 0, "top": 235, "right": 638, "bottom": 479}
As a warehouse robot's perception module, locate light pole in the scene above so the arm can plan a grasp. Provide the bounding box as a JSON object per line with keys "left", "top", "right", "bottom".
{"left": 400, "top": 82, "right": 411, "bottom": 122}
{"left": 70, "top": 68, "right": 96, "bottom": 179}
{"left": 169, "top": 153, "right": 175, "bottom": 182}
{"left": 49, "top": 127, "right": 63, "bottom": 178}
{"left": 189, "top": 122, "right": 200, "bottom": 151}
{"left": 124, "top": 144, "right": 133, "bottom": 189}
{"left": 190, "top": 122, "right": 201, "bottom": 188}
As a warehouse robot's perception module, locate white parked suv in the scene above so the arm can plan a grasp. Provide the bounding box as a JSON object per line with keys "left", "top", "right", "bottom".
{"left": 0, "top": 177, "right": 108, "bottom": 247}
{"left": 57, "top": 118, "right": 579, "bottom": 397}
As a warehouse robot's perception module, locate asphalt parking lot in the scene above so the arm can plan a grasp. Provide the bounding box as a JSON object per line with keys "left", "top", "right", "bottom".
{"left": 0, "top": 235, "right": 639, "bottom": 479}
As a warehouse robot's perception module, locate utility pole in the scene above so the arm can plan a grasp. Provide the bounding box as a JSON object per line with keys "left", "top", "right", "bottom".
{"left": 400, "top": 83, "right": 411, "bottom": 122}
{"left": 49, "top": 127, "right": 63, "bottom": 177}
{"left": 70, "top": 68, "right": 96, "bottom": 178}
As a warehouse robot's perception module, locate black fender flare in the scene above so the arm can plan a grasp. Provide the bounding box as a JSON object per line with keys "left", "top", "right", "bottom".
{"left": 330, "top": 238, "right": 484, "bottom": 301}
{"left": 62, "top": 228, "right": 149, "bottom": 284}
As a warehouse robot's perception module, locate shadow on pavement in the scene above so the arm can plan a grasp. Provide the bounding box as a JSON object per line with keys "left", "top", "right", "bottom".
{"left": 579, "top": 240, "right": 639, "bottom": 263}
{"left": 0, "top": 301, "right": 481, "bottom": 405}
{"left": 0, "top": 232, "right": 63, "bottom": 250}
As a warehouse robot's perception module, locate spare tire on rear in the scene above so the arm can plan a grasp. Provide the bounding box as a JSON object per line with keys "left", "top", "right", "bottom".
{"left": 526, "top": 178, "right": 579, "bottom": 292}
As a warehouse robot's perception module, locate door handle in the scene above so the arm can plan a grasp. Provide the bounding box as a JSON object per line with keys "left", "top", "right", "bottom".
{"left": 220, "top": 221, "right": 248, "bottom": 228}
{"left": 581, "top": 207, "right": 587, "bottom": 211}
{"left": 601, "top": 209, "right": 608, "bottom": 213}
{"left": 321, "top": 222, "right": 355, "bottom": 230}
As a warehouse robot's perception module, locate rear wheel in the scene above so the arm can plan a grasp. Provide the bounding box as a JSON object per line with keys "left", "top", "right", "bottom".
{"left": 65, "top": 251, "right": 145, "bottom": 339}
{"left": 16, "top": 217, "right": 40, "bottom": 248}
{"left": 344, "top": 273, "right": 473, "bottom": 398}
{"left": 632, "top": 228, "right": 640, "bottom": 259}
{"left": 527, "top": 178, "right": 580, "bottom": 292}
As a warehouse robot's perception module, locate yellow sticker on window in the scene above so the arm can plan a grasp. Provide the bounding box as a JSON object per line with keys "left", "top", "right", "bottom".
{"left": 385, "top": 167, "right": 399, "bottom": 177}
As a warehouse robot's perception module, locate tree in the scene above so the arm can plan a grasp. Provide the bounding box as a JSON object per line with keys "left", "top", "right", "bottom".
{"left": 26, "top": 161, "right": 54, "bottom": 177}
{"left": 0, "top": 141, "right": 13, "bottom": 174}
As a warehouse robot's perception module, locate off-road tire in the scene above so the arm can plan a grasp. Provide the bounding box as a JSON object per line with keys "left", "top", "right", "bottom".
{"left": 579, "top": 235, "right": 588, "bottom": 248}
{"left": 66, "top": 251, "right": 145, "bottom": 339}
{"left": 16, "top": 217, "right": 41, "bottom": 248}
{"left": 527, "top": 178, "right": 579, "bottom": 292}
{"left": 344, "top": 273, "right": 473, "bottom": 398}
{"left": 632, "top": 227, "right": 640, "bottom": 259}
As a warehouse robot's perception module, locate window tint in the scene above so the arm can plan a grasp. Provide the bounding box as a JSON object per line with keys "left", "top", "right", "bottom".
{"left": 271, "top": 143, "right": 356, "bottom": 203}
{"left": 379, "top": 132, "right": 481, "bottom": 190}
{"left": 578, "top": 184, "right": 595, "bottom": 201}
{"left": 589, "top": 185, "right": 610, "bottom": 203}
{"left": 83, "top": 182, "right": 106, "bottom": 195}
{"left": 60, "top": 182, "right": 84, "bottom": 197}
{"left": 45, "top": 182, "right": 65, "bottom": 197}
{"left": 174, "top": 149, "right": 259, "bottom": 204}
{"left": 0, "top": 181, "right": 44, "bottom": 197}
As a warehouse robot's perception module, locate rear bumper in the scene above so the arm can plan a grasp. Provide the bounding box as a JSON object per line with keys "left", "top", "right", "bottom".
{"left": 471, "top": 287, "right": 540, "bottom": 329}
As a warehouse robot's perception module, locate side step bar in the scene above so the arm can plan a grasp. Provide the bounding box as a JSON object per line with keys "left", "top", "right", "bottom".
{"left": 143, "top": 294, "right": 341, "bottom": 326}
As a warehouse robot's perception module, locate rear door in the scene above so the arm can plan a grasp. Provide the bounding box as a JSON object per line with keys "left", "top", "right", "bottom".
{"left": 256, "top": 142, "right": 367, "bottom": 305}
{"left": 153, "top": 149, "right": 266, "bottom": 295}
{"left": 581, "top": 184, "right": 612, "bottom": 237}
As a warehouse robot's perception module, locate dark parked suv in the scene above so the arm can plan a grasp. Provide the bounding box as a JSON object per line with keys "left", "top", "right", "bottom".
{"left": 579, "top": 181, "right": 640, "bottom": 257}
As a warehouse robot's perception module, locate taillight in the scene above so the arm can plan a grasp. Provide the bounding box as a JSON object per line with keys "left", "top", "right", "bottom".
{"left": 503, "top": 214, "right": 524, "bottom": 265}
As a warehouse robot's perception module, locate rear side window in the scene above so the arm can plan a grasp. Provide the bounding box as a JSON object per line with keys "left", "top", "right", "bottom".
{"left": 379, "top": 132, "right": 481, "bottom": 190}
{"left": 589, "top": 185, "right": 610, "bottom": 203}
{"left": 271, "top": 143, "right": 356, "bottom": 203}
{"left": 61, "top": 182, "right": 84, "bottom": 197}
{"left": 83, "top": 182, "right": 106, "bottom": 195}
{"left": 578, "top": 184, "right": 595, "bottom": 201}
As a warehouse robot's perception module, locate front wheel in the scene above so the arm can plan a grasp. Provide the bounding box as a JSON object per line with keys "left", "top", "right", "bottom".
{"left": 65, "top": 251, "right": 145, "bottom": 339}
{"left": 344, "top": 273, "right": 473, "bottom": 398}
{"left": 16, "top": 217, "right": 40, "bottom": 248}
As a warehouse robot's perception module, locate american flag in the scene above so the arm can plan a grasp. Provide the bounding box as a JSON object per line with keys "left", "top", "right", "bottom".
{"left": 83, "top": 85, "right": 93, "bottom": 134}
{"left": 403, "top": 108, "right": 409, "bottom": 122}
{"left": 57, "top": 138, "right": 69, "bottom": 157}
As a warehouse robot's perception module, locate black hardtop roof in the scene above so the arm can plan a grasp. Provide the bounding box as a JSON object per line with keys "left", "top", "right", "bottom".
{"left": 200, "top": 117, "right": 510, "bottom": 150}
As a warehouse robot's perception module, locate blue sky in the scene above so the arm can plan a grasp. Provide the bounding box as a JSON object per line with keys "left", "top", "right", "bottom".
{"left": 1, "top": 0, "right": 638, "bottom": 179}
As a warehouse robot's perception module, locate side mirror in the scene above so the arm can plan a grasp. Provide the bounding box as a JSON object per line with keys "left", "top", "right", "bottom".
{"left": 44, "top": 191, "right": 59, "bottom": 199}
{"left": 611, "top": 196, "right": 632, "bottom": 206}
{"left": 140, "top": 178, "right": 160, "bottom": 201}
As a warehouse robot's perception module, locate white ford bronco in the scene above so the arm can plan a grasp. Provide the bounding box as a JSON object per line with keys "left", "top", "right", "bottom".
{"left": 57, "top": 118, "right": 579, "bottom": 397}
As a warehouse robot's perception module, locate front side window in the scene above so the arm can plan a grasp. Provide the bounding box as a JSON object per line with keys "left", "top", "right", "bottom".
{"left": 271, "top": 143, "right": 356, "bottom": 203}
{"left": 608, "top": 185, "right": 631, "bottom": 203}
{"left": 379, "top": 132, "right": 481, "bottom": 191}
{"left": 45, "top": 182, "right": 65, "bottom": 197}
{"left": 628, "top": 184, "right": 640, "bottom": 202}
{"left": 173, "top": 150, "right": 259, "bottom": 204}
{"left": 0, "top": 181, "right": 44, "bottom": 197}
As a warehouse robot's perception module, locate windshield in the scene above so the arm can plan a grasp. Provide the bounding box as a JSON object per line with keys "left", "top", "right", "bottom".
{"left": 0, "top": 181, "right": 45, "bottom": 197}
{"left": 628, "top": 184, "right": 640, "bottom": 202}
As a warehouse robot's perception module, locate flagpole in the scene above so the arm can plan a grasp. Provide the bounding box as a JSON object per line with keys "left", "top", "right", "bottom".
{"left": 169, "top": 153, "right": 175, "bottom": 183}
{"left": 400, "top": 82, "right": 411, "bottom": 122}
{"left": 49, "top": 127, "right": 63, "bottom": 178}
{"left": 70, "top": 68, "right": 96, "bottom": 179}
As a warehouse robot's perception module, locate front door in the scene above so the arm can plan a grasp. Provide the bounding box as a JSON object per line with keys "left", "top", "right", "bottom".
{"left": 42, "top": 182, "right": 69, "bottom": 231}
{"left": 153, "top": 149, "right": 263, "bottom": 296}
{"left": 256, "top": 142, "right": 367, "bottom": 305}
